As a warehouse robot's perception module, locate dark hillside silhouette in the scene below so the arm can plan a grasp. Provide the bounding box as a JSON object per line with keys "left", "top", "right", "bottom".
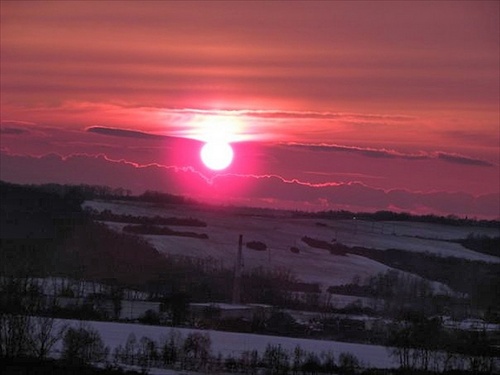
{"left": 0, "top": 181, "right": 84, "bottom": 277}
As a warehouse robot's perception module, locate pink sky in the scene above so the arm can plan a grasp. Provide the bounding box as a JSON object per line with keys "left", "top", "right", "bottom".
{"left": 1, "top": 1, "right": 499, "bottom": 218}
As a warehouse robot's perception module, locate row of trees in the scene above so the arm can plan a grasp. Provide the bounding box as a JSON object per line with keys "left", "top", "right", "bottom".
{"left": 1, "top": 313, "right": 362, "bottom": 375}
{"left": 345, "top": 247, "right": 500, "bottom": 318}
{"left": 328, "top": 269, "right": 443, "bottom": 316}
{"left": 457, "top": 233, "right": 500, "bottom": 257}
{"left": 2, "top": 309, "right": 498, "bottom": 374}
{"left": 0, "top": 318, "right": 107, "bottom": 367}
{"left": 111, "top": 330, "right": 361, "bottom": 375}
{"left": 388, "top": 311, "right": 499, "bottom": 373}
{"left": 122, "top": 224, "right": 209, "bottom": 239}
{"left": 16, "top": 181, "right": 499, "bottom": 228}
{"left": 0, "top": 314, "right": 66, "bottom": 359}
{"left": 297, "top": 209, "right": 499, "bottom": 228}
{"left": 88, "top": 208, "right": 207, "bottom": 227}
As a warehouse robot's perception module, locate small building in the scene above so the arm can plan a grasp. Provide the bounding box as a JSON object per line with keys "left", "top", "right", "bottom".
{"left": 190, "top": 303, "right": 253, "bottom": 321}
{"left": 52, "top": 295, "right": 161, "bottom": 321}
{"left": 189, "top": 302, "right": 274, "bottom": 324}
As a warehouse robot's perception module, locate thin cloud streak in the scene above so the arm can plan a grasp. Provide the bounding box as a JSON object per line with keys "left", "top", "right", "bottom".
{"left": 435, "top": 152, "right": 495, "bottom": 167}
{"left": 284, "top": 142, "right": 494, "bottom": 167}
{"left": 162, "top": 108, "right": 416, "bottom": 122}
{"left": 86, "top": 126, "right": 175, "bottom": 141}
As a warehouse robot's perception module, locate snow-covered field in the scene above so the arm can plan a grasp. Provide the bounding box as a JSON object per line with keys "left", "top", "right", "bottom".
{"left": 55, "top": 319, "right": 397, "bottom": 369}
{"left": 83, "top": 200, "right": 499, "bottom": 292}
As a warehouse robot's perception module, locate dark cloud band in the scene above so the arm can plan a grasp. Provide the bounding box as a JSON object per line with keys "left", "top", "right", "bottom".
{"left": 284, "top": 142, "right": 494, "bottom": 167}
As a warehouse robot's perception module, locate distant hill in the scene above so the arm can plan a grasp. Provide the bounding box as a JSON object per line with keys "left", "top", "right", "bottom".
{"left": 0, "top": 181, "right": 168, "bottom": 286}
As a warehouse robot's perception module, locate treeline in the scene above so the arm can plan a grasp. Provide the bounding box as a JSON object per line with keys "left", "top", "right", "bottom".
{"left": 0, "top": 181, "right": 85, "bottom": 277}
{"left": 0, "top": 181, "right": 198, "bottom": 289}
{"left": 89, "top": 208, "right": 207, "bottom": 227}
{"left": 0, "top": 181, "right": 84, "bottom": 240}
{"left": 21, "top": 182, "right": 132, "bottom": 200}
{"left": 345, "top": 246, "right": 500, "bottom": 317}
{"left": 456, "top": 234, "right": 500, "bottom": 257}
{"left": 327, "top": 270, "right": 452, "bottom": 317}
{"left": 0, "top": 318, "right": 365, "bottom": 375}
{"left": 387, "top": 311, "right": 499, "bottom": 373}
{"left": 300, "top": 233, "right": 500, "bottom": 319}
{"left": 60, "top": 221, "right": 171, "bottom": 286}
{"left": 2, "top": 275, "right": 498, "bottom": 374}
{"left": 329, "top": 270, "right": 434, "bottom": 299}
{"left": 122, "top": 224, "right": 208, "bottom": 239}
{"left": 9, "top": 181, "right": 198, "bottom": 206}
{"left": 4, "top": 317, "right": 497, "bottom": 375}
{"left": 111, "top": 330, "right": 363, "bottom": 375}
{"left": 295, "top": 209, "right": 500, "bottom": 228}
{"left": 7, "top": 181, "right": 498, "bottom": 228}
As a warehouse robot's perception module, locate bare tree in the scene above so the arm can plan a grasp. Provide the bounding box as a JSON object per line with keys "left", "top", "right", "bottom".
{"left": 338, "top": 352, "right": 360, "bottom": 375}
{"left": 0, "top": 314, "right": 31, "bottom": 358}
{"left": 137, "top": 336, "right": 159, "bottom": 372}
{"left": 262, "top": 343, "right": 289, "bottom": 375}
{"left": 182, "top": 332, "right": 211, "bottom": 371}
{"left": 27, "top": 316, "right": 67, "bottom": 359}
{"left": 160, "top": 329, "right": 183, "bottom": 367}
{"left": 0, "top": 277, "right": 45, "bottom": 358}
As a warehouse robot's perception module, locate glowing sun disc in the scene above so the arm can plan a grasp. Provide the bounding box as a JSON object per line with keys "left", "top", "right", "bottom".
{"left": 200, "top": 141, "right": 234, "bottom": 170}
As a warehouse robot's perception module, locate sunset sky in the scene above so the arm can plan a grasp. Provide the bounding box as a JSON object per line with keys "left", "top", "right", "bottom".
{"left": 1, "top": 1, "right": 499, "bottom": 218}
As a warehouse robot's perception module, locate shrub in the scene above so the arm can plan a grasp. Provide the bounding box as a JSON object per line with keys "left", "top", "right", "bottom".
{"left": 138, "top": 309, "right": 161, "bottom": 325}
{"left": 338, "top": 352, "right": 360, "bottom": 374}
{"left": 61, "top": 325, "right": 109, "bottom": 365}
{"left": 246, "top": 241, "right": 267, "bottom": 251}
{"left": 182, "top": 332, "right": 211, "bottom": 370}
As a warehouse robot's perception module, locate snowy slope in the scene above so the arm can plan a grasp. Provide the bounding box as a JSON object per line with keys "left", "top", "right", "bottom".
{"left": 83, "top": 200, "right": 499, "bottom": 291}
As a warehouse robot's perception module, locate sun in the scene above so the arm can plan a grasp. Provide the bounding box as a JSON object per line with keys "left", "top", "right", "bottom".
{"left": 200, "top": 141, "right": 234, "bottom": 170}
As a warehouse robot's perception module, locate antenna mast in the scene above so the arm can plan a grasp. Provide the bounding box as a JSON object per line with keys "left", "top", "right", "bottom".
{"left": 232, "top": 235, "right": 243, "bottom": 304}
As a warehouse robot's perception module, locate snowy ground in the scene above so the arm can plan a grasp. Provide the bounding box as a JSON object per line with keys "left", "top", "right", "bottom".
{"left": 54, "top": 319, "right": 397, "bottom": 369}
{"left": 83, "top": 200, "right": 499, "bottom": 291}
